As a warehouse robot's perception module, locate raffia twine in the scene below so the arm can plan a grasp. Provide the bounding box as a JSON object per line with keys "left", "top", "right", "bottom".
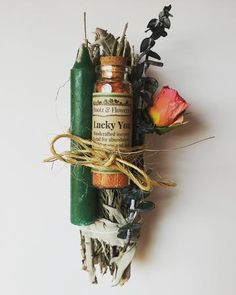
{"left": 44, "top": 133, "right": 175, "bottom": 191}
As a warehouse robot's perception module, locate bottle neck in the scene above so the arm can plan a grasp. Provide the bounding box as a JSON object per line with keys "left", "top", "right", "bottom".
{"left": 100, "top": 65, "right": 125, "bottom": 80}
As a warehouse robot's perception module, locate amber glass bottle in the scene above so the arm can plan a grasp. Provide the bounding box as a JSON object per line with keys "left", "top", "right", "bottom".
{"left": 92, "top": 56, "right": 133, "bottom": 188}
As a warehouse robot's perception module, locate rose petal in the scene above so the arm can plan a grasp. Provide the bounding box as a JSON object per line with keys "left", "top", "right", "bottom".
{"left": 149, "top": 86, "right": 189, "bottom": 127}
{"left": 169, "top": 114, "right": 184, "bottom": 126}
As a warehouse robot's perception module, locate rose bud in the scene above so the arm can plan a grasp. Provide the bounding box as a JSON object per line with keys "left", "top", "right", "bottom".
{"left": 148, "top": 86, "right": 189, "bottom": 127}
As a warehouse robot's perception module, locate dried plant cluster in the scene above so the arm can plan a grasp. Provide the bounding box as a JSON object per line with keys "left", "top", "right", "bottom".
{"left": 78, "top": 5, "right": 174, "bottom": 285}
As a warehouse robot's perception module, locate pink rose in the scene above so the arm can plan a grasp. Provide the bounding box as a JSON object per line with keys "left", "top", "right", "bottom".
{"left": 148, "top": 86, "right": 189, "bottom": 127}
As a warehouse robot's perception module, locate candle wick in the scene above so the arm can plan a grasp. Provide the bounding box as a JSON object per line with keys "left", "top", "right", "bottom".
{"left": 83, "top": 12, "right": 88, "bottom": 47}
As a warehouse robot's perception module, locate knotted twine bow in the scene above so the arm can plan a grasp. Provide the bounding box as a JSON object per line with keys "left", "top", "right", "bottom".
{"left": 44, "top": 133, "right": 175, "bottom": 191}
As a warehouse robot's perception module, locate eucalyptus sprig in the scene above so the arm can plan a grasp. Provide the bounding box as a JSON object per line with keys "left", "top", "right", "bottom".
{"left": 131, "top": 4, "right": 173, "bottom": 146}
{"left": 119, "top": 5, "right": 173, "bottom": 227}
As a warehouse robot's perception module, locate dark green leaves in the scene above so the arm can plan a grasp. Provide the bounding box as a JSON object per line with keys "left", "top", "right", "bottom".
{"left": 151, "top": 29, "right": 167, "bottom": 39}
{"left": 161, "top": 4, "right": 173, "bottom": 17}
{"left": 117, "top": 185, "right": 155, "bottom": 241}
{"left": 138, "top": 121, "right": 155, "bottom": 134}
{"left": 131, "top": 62, "right": 144, "bottom": 81}
{"left": 146, "top": 18, "right": 158, "bottom": 32}
{"left": 131, "top": 5, "right": 173, "bottom": 146}
{"left": 135, "top": 201, "right": 155, "bottom": 212}
{"left": 159, "top": 5, "right": 172, "bottom": 29}
{"left": 144, "top": 77, "right": 159, "bottom": 94}
{"left": 154, "top": 124, "right": 184, "bottom": 135}
{"left": 139, "top": 91, "right": 152, "bottom": 105}
{"left": 121, "top": 185, "right": 150, "bottom": 202}
{"left": 162, "top": 17, "right": 171, "bottom": 29}
{"left": 144, "top": 5, "right": 173, "bottom": 42}
{"left": 140, "top": 38, "right": 155, "bottom": 52}
{"left": 117, "top": 223, "right": 141, "bottom": 240}
{"left": 145, "top": 60, "right": 164, "bottom": 67}
{"left": 147, "top": 50, "right": 161, "bottom": 60}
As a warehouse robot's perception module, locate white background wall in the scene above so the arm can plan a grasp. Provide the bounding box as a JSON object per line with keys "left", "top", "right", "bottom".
{"left": 1, "top": 0, "right": 236, "bottom": 294}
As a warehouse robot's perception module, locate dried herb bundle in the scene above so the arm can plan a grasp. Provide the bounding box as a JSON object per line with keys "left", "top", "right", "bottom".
{"left": 45, "top": 3, "right": 193, "bottom": 287}
{"left": 77, "top": 5, "right": 174, "bottom": 286}
{"left": 90, "top": 24, "right": 131, "bottom": 66}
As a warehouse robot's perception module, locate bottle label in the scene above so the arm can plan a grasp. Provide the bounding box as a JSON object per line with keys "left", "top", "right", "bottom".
{"left": 92, "top": 93, "right": 133, "bottom": 147}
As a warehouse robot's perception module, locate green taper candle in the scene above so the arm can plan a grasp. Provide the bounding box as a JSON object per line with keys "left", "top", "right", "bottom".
{"left": 70, "top": 44, "right": 98, "bottom": 225}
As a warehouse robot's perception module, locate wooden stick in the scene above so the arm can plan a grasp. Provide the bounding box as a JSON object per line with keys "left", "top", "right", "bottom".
{"left": 83, "top": 12, "right": 88, "bottom": 47}
{"left": 85, "top": 236, "right": 97, "bottom": 283}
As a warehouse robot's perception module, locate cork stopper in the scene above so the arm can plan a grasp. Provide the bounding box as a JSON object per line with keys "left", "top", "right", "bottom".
{"left": 100, "top": 56, "right": 126, "bottom": 66}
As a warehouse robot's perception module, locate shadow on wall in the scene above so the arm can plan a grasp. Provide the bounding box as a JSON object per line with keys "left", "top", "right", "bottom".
{"left": 135, "top": 111, "right": 207, "bottom": 261}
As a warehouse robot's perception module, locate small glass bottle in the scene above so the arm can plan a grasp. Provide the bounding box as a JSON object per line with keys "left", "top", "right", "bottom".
{"left": 92, "top": 56, "right": 133, "bottom": 188}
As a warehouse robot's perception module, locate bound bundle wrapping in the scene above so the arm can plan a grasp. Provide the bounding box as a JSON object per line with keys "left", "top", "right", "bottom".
{"left": 45, "top": 6, "right": 191, "bottom": 286}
